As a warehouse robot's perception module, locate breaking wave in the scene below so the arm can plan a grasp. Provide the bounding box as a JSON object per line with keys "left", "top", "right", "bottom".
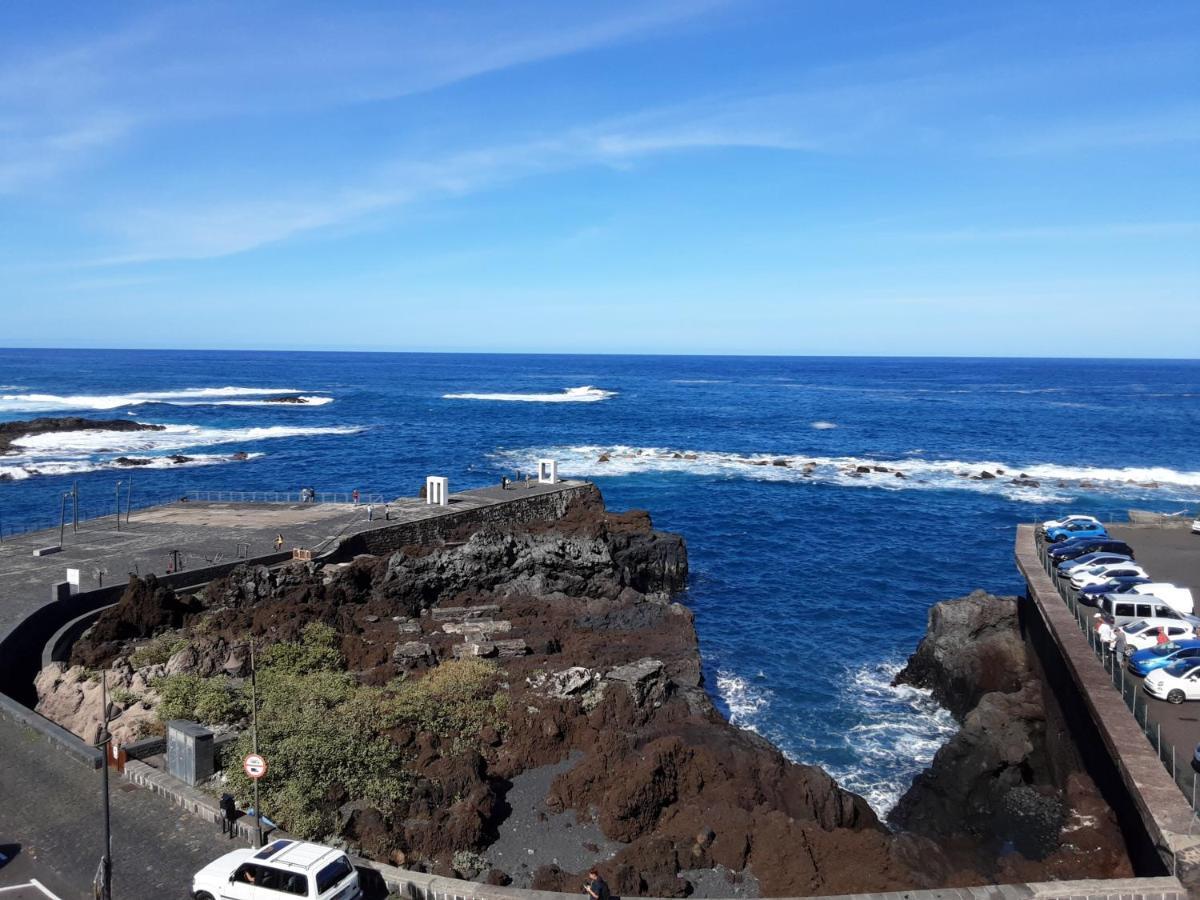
{"left": 491, "top": 444, "right": 1200, "bottom": 503}
{"left": 443, "top": 385, "right": 615, "bottom": 403}
{"left": 0, "top": 387, "right": 327, "bottom": 412}
{"left": 826, "top": 661, "right": 957, "bottom": 817}
{"left": 1, "top": 423, "right": 363, "bottom": 481}
{"left": 811, "top": 421, "right": 838, "bottom": 429}
{"left": 0, "top": 452, "right": 266, "bottom": 481}
{"left": 715, "top": 670, "right": 772, "bottom": 733}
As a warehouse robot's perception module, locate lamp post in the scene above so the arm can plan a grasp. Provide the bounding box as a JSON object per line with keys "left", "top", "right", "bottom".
{"left": 59, "top": 491, "right": 72, "bottom": 548}
{"left": 96, "top": 672, "right": 113, "bottom": 900}
{"left": 114, "top": 481, "right": 122, "bottom": 532}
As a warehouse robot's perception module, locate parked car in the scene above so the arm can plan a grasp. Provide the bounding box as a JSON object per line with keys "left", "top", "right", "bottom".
{"left": 1047, "top": 538, "right": 1134, "bottom": 563}
{"left": 1077, "top": 576, "right": 1154, "bottom": 605}
{"left": 192, "top": 839, "right": 361, "bottom": 900}
{"left": 1099, "top": 595, "right": 1190, "bottom": 627}
{"left": 1056, "top": 552, "right": 1133, "bottom": 575}
{"left": 1128, "top": 640, "right": 1200, "bottom": 677}
{"left": 1122, "top": 620, "right": 1200, "bottom": 654}
{"left": 1144, "top": 661, "right": 1200, "bottom": 704}
{"left": 1070, "top": 563, "right": 1148, "bottom": 589}
{"left": 1046, "top": 521, "right": 1109, "bottom": 543}
{"left": 1129, "top": 584, "right": 1195, "bottom": 615}
{"left": 1192, "top": 518, "right": 1200, "bottom": 535}
{"left": 1041, "top": 514, "right": 1103, "bottom": 532}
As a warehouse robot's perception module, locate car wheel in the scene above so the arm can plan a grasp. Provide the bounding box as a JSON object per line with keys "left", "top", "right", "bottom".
{"left": 1168, "top": 690, "right": 1186, "bottom": 705}
{"left": 194, "top": 893, "right": 214, "bottom": 900}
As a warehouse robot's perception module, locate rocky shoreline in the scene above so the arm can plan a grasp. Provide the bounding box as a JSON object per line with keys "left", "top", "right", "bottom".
{"left": 0, "top": 416, "right": 163, "bottom": 454}
{"left": 34, "top": 488, "right": 1133, "bottom": 895}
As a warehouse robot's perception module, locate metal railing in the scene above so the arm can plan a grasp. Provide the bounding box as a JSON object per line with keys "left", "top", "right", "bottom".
{"left": 0, "top": 493, "right": 181, "bottom": 542}
{"left": 1037, "top": 535, "right": 1200, "bottom": 818}
{"left": 183, "top": 490, "right": 386, "bottom": 504}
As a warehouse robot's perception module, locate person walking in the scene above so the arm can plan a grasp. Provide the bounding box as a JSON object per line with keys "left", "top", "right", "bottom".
{"left": 1157, "top": 627, "right": 1169, "bottom": 645}
{"left": 352, "top": 489, "right": 360, "bottom": 506}
{"left": 220, "top": 793, "right": 238, "bottom": 838}
{"left": 274, "top": 533, "right": 284, "bottom": 551}
{"left": 1097, "top": 617, "right": 1114, "bottom": 655}
{"left": 1115, "top": 624, "right": 1128, "bottom": 660}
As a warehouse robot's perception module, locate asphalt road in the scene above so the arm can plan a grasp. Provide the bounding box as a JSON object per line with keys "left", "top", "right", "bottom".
{"left": 0, "top": 718, "right": 238, "bottom": 900}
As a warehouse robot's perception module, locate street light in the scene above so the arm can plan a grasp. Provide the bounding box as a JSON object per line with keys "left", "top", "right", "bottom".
{"left": 59, "top": 491, "right": 72, "bottom": 548}
{"left": 114, "top": 481, "right": 122, "bottom": 532}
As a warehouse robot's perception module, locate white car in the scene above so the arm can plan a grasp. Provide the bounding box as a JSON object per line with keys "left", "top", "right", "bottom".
{"left": 1130, "top": 584, "right": 1195, "bottom": 615}
{"left": 193, "top": 839, "right": 361, "bottom": 900}
{"left": 1042, "top": 514, "right": 1101, "bottom": 532}
{"left": 1071, "top": 562, "right": 1148, "bottom": 589}
{"left": 1144, "top": 662, "right": 1200, "bottom": 704}
{"left": 1192, "top": 518, "right": 1200, "bottom": 535}
{"left": 1121, "top": 620, "right": 1199, "bottom": 654}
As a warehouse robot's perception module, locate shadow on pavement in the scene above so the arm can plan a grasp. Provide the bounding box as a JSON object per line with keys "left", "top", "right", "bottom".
{"left": 0, "top": 843, "right": 20, "bottom": 868}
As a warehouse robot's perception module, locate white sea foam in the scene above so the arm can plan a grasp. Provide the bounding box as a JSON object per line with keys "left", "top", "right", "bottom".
{"left": 0, "top": 386, "right": 323, "bottom": 412}
{"left": 1, "top": 423, "right": 362, "bottom": 481}
{"left": 810, "top": 421, "right": 838, "bottom": 429}
{"left": 826, "top": 661, "right": 957, "bottom": 817}
{"left": 715, "top": 669, "right": 772, "bottom": 733}
{"left": 492, "top": 444, "right": 1200, "bottom": 504}
{"left": 443, "top": 385, "right": 616, "bottom": 403}
{"left": 183, "top": 395, "right": 334, "bottom": 407}
{"left": 0, "top": 451, "right": 265, "bottom": 480}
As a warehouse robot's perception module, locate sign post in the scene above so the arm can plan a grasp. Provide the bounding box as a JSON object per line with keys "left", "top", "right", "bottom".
{"left": 243, "top": 752, "right": 267, "bottom": 848}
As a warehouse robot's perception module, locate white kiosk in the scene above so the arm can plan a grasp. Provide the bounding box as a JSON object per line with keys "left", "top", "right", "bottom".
{"left": 425, "top": 476, "right": 449, "bottom": 507}
{"left": 537, "top": 459, "right": 558, "bottom": 485}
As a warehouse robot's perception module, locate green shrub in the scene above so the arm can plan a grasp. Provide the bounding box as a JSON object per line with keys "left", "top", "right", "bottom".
{"left": 155, "top": 674, "right": 245, "bottom": 725}
{"left": 130, "top": 633, "right": 189, "bottom": 668}
{"left": 260, "top": 622, "right": 342, "bottom": 676}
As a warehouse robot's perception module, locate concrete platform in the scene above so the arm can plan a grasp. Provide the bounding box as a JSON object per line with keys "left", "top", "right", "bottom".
{"left": 0, "top": 479, "right": 584, "bottom": 646}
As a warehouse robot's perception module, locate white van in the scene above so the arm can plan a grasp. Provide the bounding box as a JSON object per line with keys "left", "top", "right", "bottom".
{"left": 1130, "top": 584, "right": 1194, "bottom": 615}
{"left": 1097, "top": 594, "right": 1191, "bottom": 627}
{"left": 193, "top": 839, "right": 361, "bottom": 900}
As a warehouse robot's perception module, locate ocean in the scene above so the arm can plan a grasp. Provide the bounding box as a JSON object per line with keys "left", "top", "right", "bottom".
{"left": 2, "top": 349, "right": 1198, "bottom": 813}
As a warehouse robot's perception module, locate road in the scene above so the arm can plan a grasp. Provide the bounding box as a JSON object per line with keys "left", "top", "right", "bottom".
{"left": 0, "top": 718, "right": 236, "bottom": 900}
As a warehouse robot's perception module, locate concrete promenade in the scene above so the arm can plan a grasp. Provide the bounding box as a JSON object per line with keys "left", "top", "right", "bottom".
{"left": 0, "top": 479, "right": 583, "bottom": 644}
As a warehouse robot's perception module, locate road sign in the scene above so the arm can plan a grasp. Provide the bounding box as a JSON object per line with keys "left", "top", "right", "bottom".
{"left": 243, "top": 754, "right": 267, "bottom": 779}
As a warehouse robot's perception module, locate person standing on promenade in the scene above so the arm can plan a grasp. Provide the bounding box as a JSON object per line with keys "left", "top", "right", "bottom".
{"left": 1098, "top": 617, "right": 1114, "bottom": 653}
{"left": 352, "top": 489, "right": 360, "bottom": 505}
{"left": 1115, "top": 624, "right": 1128, "bottom": 659}
{"left": 1157, "top": 627, "right": 1169, "bottom": 645}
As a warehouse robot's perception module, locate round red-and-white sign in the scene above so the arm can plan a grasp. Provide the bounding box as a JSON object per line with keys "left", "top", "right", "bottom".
{"left": 243, "top": 753, "right": 268, "bottom": 779}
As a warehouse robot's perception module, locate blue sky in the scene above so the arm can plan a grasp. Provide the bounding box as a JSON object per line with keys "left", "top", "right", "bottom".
{"left": 2, "top": 1, "right": 1197, "bottom": 356}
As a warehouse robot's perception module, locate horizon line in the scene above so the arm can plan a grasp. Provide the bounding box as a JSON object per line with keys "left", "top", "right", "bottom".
{"left": 0, "top": 345, "right": 1199, "bottom": 363}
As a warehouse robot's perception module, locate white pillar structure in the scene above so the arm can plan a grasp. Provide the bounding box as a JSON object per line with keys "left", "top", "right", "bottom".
{"left": 537, "top": 459, "right": 558, "bottom": 485}
{"left": 425, "top": 476, "right": 449, "bottom": 506}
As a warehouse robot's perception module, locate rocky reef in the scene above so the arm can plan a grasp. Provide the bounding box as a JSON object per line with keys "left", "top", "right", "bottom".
{"left": 891, "top": 590, "right": 1131, "bottom": 882}
{"left": 0, "top": 416, "right": 163, "bottom": 453}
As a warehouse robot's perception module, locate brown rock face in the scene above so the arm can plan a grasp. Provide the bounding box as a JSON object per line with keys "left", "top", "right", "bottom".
{"left": 891, "top": 592, "right": 1132, "bottom": 880}
{"left": 70, "top": 575, "right": 200, "bottom": 667}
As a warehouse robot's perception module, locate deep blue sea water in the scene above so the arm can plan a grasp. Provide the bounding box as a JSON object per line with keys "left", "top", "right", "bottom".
{"left": 2, "top": 350, "right": 1199, "bottom": 812}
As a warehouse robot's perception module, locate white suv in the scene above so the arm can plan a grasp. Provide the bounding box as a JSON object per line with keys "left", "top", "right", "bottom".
{"left": 193, "top": 839, "right": 362, "bottom": 900}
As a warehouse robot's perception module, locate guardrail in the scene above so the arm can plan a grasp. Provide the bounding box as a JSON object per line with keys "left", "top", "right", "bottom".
{"left": 183, "top": 490, "right": 386, "bottom": 504}
{"left": 1037, "top": 537, "right": 1200, "bottom": 817}
{"left": 0, "top": 493, "right": 182, "bottom": 542}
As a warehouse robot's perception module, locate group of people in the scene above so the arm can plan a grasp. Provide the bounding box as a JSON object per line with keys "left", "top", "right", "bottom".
{"left": 1093, "top": 613, "right": 1200, "bottom": 657}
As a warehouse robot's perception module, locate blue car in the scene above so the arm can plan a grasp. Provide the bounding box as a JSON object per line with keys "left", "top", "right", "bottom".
{"left": 1077, "top": 576, "right": 1154, "bottom": 605}
{"left": 1046, "top": 521, "right": 1108, "bottom": 543}
{"left": 1128, "top": 640, "right": 1200, "bottom": 677}
{"left": 1057, "top": 552, "right": 1133, "bottom": 575}
{"left": 1047, "top": 539, "right": 1134, "bottom": 563}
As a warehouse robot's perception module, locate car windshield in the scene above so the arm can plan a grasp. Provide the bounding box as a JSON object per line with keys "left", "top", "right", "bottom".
{"left": 1152, "top": 642, "right": 1183, "bottom": 656}
{"left": 1125, "top": 622, "right": 1149, "bottom": 635}
{"left": 1166, "top": 662, "right": 1200, "bottom": 677}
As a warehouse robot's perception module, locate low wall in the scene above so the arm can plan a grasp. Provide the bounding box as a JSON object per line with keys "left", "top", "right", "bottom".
{"left": 335, "top": 483, "right": 596, "bottom": 560}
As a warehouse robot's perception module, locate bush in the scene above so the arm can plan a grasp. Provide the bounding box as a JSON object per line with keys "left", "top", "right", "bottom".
{"left": 386, "top": 658, "right": 505, "bottom": 744}
{"left": 129, "top": 633, "right": 189, "bottom": 668}
{"left": 155, "top": 674, "right": 245, "bottom": 725}
{"left": 260, "top": 622, "right": 342, "bottom": 676}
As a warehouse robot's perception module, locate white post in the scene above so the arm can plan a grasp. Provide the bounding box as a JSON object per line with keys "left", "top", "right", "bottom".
{"left": 66, "top": 568, "right": 81, "bottom": 595}
{"left": 426, "top": 476, "right": 448, "bottom": 507}
{"left": 537, "top": 459, "right": 558, "bottom": 485}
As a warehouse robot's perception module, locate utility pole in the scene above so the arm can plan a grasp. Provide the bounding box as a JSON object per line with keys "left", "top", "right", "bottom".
{"left": 250, "top": 640, "right": 263, "bottom": 848}
{"left": 125, "top": 476, "right": 133, "bottom": 525}
{"left": 59, "top": 491, "right": 71, "bottom": 549}
{"left": 96, "top": 672, "right": 113, "bottom": 900}
{"left": 73, "top": 481, "right": 79, "bottom": 533}
{"left": 114, "top": 481, "right": 122, "bottom": 532}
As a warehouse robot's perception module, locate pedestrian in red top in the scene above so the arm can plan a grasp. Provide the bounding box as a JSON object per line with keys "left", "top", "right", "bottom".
{"left": 1157, "top": 627, "right": 1169, "bottom": 645}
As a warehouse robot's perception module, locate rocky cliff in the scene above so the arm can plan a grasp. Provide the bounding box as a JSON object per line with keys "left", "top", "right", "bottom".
{"left": 892, "top": 590, "right": 1131, "bottom": 882}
